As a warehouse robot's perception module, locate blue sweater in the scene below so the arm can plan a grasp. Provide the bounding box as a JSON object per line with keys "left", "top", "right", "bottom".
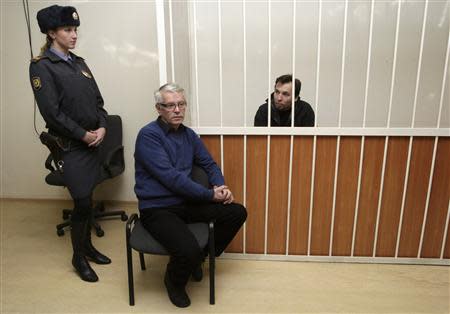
{"left": 134, "top": 118, "right": 225, "bottom": 211}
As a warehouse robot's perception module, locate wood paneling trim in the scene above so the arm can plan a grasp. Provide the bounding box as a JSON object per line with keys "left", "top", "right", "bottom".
{"left": 332, "top": 137, "right": 361, "bottom": 256}
{"left": 223, "top": 136, "right": 245, "bottom": 253}
{"left": 289, "top": 137, "right": 314, "bottom": 255}
{"left": 245, "top": 136, "right": 267, "bottom": 253}
{"left": 354, "top": 137, "right": 385, "bottom": 256}
{"left": 398, "top": 137, "right": 434, "bottom": 257}
{"left": 267, "top": 136, "right": 290, "bottom": 254}
{"left": 421, "top": 137, "right": 450, "bottom": 258}
{"left": 375, "top": 137, "right": 409, "bottom": 257}
{"left": 310, "top": 137, "right": 337, "bottom": 255}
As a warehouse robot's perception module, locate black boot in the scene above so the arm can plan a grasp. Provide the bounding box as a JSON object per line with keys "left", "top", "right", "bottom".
{"left": 71, "top": 220, "right": 98, "bottom": 282}
{"left": 84, "top": 222, "right": 111, "bottom": 265}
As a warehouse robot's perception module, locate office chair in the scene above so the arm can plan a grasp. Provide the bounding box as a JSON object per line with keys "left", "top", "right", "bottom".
{"left": 43, "top": 115, "right": 128, "bottom": 237}
{"left": 125, "top": 165, "right": 216, "bottom": 305}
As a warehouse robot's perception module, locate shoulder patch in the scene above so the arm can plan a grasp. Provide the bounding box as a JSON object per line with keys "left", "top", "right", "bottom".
{"left": 30, "top": 56, "right": 48, "bottom": 63}
{"left": 32, "top": 77, "right": 42, "bottom": 90}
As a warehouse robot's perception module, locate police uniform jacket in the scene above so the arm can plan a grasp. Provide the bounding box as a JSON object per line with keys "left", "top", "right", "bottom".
{"left": 29, "top": 49, "right": 108, "bottom": 142}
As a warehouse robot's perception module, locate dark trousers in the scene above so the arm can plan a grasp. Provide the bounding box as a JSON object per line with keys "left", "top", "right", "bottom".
{"left": 140, "top": 202, "right": 247, "bottom": 286}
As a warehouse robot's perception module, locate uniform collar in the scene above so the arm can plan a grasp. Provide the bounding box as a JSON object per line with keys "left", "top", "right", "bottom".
{"left": 44, "top": 49, "right": 82, "bottom": 63}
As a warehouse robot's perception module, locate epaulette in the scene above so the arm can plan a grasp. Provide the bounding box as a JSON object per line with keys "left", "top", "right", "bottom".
{"left": 30, "top": 55, "right": 49, "bottom": 63}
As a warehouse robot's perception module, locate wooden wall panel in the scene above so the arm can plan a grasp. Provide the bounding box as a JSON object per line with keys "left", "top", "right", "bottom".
{"left": 421, "top": 138, "right": 450, "bottom": 258}
{"left": 310, "top": 136, "right": 337, "bottom": 255}
{"left": 354, "top": 137, "right": 385, "bottom": 256}
{"left": 398, "top": 137, "right": 434, "bottom": 257}
{"left": 223, "top": 136, "right": 245, "bottom": 253}
{"left": 375, "top": 137, "right": 409, "bottom": 257}
{"left": 332, "top": 137, "right": 361, "bottom": 256}
{"left": 245, "top": 136, "right": 267, "bottom": 253}
{"left": 201, "top": 136, "right": 221, "bottom": 166}
{"left": 267, "top": 136, "right": 291, "bottom": 254}
{"left": 289, "top": 136, "right": 313, "bottom": 255}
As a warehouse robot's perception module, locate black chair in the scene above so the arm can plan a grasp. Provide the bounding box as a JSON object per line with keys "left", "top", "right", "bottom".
{"left": 43, "top": 115, "right": 128, "bottom": 237}
{"left": 125, "top": 165, "right": 215, "bottom": 306}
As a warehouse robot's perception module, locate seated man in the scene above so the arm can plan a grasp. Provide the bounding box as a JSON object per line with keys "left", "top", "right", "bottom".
{"left": 254, "top": 74, "right": 315, "bottom": 127}
{"left": 134, "top": 83, "right": 247, "bottom": 308}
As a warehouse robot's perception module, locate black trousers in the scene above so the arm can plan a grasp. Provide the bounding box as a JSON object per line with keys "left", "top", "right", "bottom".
{"left": 140, "top": 202, "right": 247, "bottom": 286}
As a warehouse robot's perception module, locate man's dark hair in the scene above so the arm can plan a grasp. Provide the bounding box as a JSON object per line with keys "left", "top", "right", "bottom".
{"left": 275, "top": 74, "right": 301, "bottom": 99}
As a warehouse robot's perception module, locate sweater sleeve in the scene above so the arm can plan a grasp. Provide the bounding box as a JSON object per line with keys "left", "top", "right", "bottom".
{"left": 135, "top": 128, "right": 214, "bottom": 201}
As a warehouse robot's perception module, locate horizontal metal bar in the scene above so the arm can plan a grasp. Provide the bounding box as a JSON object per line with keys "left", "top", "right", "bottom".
{"left": 223, "top": 253, "right": 450, "bottom": 266}
{"left": 192, "top": 127, "right": 450, "bottom": 137}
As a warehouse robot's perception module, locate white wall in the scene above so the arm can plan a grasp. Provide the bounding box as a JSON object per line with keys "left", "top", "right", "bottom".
{"left": 1, "top": 1, "right": 160, "bottom": 201}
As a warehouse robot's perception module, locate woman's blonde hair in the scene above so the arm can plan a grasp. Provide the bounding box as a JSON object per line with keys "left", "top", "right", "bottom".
{"left": 39, "top": 34, "right": 53, "bottom": 56}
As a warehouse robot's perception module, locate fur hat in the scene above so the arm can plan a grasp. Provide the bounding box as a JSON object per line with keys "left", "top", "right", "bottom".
{"left": 37, "top": 5, "right": 80, "bottom": 34}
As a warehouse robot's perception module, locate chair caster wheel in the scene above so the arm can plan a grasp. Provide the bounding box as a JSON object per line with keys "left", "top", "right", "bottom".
{"left": 121, "top": 214, "right": 128, "bottom": 221}
{"left": 57, "top": 229, "right": 64, "bottom": 236}
{"left": 96, "top": 229, "right": 105, "bottom": 237}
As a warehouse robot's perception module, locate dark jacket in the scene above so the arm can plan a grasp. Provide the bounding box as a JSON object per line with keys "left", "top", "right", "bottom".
{"left": 134, "top": 118, "right": 225, "bottom": 211}
{"left": 254, "top": 95, "right": 315, "bottom": 127}
{"left": 29, "top": 49, "right": 107, "bottom": 141}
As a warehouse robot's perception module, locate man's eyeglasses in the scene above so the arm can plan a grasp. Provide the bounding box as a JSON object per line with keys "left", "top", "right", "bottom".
{"left": 158, "top": 102, "right": 187, "bottom": 111}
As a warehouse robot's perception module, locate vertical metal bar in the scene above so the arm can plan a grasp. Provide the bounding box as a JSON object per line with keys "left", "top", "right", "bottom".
{"left": 267, "top": 0, "right": 272, "bottom": 127}
{"left": 285, "top": 0, "right": 296, "bottom": 255}
{"left": 263, "top": 0, "right": 272, "bottom": 255}
{"left": 168, "top": 0, "right": 175, "bottom": 82}
{"left": 395, "top": 136, "right": 413, "bottom": 258}
{"left": 329, "top": 0, "right": 348, "bottom": 256}
{"left": 243, "top": 135, "right": 247, "bottom": 254}
{"left": 417, "top": 137, "right": 438, "bottom": 257}
{"left": 351, "top": 136, "right": 365, "bottom": 256}
{"left": 264, "top": 136, "right": 271, "bottom": 255}
{"left": 436, "top": 18, "right": 450, "bottom": 128}
{"left": 243, "top": 0, "right": 248, "bottom": 128}
{"left": 308, "top": 0, "right": 322, "bottom": 256}
{"left": 218, "top": 0, "right": 223, "bottom": 127}
{"left": 362, "top": 0, "right": 375, "bottom": 127}
{"left": 411, "top": 0, "right": 429, "bottom": 128}
{"left": 387, "top": 0, "right": 402, "bottom": 128}
{"left": 192, "top": 1, "right": 200, "bottom": 127}
{"left": 396, "top": 0, "right": 429, "bottom": 257}
{"left": 155, "top": 0, "right": 167, "bottom": 85}
{"left": 373, "top": 136, "right": 388, "bottom": 257}
{"left": 242, "top": 0, "right": 247, "bottom": 254}
{"left": 419, "top": 21, "right": 450, "bottom": 258}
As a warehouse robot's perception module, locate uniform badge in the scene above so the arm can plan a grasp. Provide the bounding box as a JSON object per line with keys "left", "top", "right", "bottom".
{"left": 32, "top": 77, "right": 42, "bottom": 90}
{"left": 81, "top": 70, "right": 92, "bottom": 79}
{"left": 72, "top": 12, "right": 79, "bottom": 20}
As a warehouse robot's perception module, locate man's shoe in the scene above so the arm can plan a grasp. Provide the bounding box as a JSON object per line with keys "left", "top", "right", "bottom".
{"left": 164, "top": 271, "right": 191, "bottom": 308}
{"left": 191, "top": 263, "right": 203, "bottom": 282}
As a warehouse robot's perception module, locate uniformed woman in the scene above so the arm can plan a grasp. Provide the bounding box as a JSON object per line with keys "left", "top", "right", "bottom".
{"left": 29, "top": 5, "right": 110, "bottom": 282}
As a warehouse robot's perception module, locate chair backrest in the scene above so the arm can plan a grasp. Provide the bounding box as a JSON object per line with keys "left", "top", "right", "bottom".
{"left": 98, "top": 115, "right": 125, "bottom": 182}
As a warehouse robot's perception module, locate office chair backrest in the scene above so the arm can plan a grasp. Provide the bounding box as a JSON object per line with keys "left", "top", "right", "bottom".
{"left": 98, "top": 115, "right": 125, "bottom": 182}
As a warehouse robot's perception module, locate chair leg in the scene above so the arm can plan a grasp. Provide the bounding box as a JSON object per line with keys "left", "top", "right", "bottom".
{"left": 126, "top": 230, "right": 135, "bottom": 305}
{"left": 209, "top": 222, "right": 215, "bottom": 305}
{"left": 139, "top": 252, "right": 146, "bottom": 270}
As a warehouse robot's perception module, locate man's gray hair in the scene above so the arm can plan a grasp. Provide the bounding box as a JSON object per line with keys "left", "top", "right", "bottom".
{"left": 154, "top": 83, "right": 185, "bottom": 104}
